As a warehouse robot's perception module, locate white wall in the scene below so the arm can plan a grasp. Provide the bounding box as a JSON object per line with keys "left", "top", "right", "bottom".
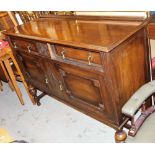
{"left": 150, "top": 40, "right": 155, "bottom": 58}
{"left": 75, "top": 11, "right": 148, "bottom": 18}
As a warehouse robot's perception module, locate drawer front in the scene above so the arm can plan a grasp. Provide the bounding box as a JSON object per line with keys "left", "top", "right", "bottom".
{"left": 55, "top": 45, "right": 102, "bottom": 66}
{"left": 11, "top": 38, "right": 50, "bottom": 57}
{"left": 11, "top": 38, "right": 37, "bottom": 51}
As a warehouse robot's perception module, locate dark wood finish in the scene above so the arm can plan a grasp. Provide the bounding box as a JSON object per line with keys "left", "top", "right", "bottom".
{"left": 15, "top": 11, "right": 74, "bottom": 23}
{"left": 148, "top": 15, "right": 155, "bottom": 39}
{"left": 115, "top": 130, "right": 127, "bottom": 143}
{"left": 55, "top": 45, "right": 102, "bottom": 65}
{"left": 15, "top": 50, "right": 50, "bottom": 93}
{"left": 11, "top": 37, "right": 50, "bottom": 57}
{"left": 148, "top": 23, "right": 155, "bottom": 39}
{"left": 29, "top": 85, "right": 46, "bottom": 106}
{"left": 3, "top": 15, "right": 151, "bottom": 140}
{"left": 4, "top": 16, "right": 148, "bottom": 52}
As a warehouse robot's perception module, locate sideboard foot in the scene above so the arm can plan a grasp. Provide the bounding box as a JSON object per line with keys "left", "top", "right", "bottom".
{"left": 36, "top": 101, "right": 41, "bottom": 106}
{"left": 29, "top": 86, "right": 46, "bottom": 106}
{"left": 115, "top": 129, "right": 127, "bottom": 143}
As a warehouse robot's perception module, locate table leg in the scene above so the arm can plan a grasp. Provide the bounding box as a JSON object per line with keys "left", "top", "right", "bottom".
{"left": 4, "top": 58, "right": 24, "bottom": 105}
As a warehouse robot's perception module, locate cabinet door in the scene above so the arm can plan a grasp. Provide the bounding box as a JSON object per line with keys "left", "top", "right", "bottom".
{"left": 54, "top": 62, "right": 108, "bottom": 114}
{"left": 43, "top": 60, "right": 69, "bottom": 100}
{"left": 15, "top": 51, "right": 49, "bottom": 92}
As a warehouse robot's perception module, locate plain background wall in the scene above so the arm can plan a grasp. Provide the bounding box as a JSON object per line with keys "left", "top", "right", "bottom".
{"left": 75, "top": 11, "right": 148, "bottom": 18}
{"left": 150, "top": 40, "right": 155, "bottom": 58}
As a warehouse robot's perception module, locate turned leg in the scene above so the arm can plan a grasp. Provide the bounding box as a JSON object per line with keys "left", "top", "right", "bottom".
{"left": 115, "top": 129, "right": 127, "bottom": 143}
{"left": 29, "top": 86, "right": 46, "bottom": 106}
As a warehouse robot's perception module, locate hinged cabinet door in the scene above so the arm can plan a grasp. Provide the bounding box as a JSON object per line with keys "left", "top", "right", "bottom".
{"left": 43, "top": 60, "right": 69, "bottom": 100}
{"left": 54, "top": 63, "right": 108, "bottom": 114}
{"left": 15, "top": 51, "right": 50, "bottom": 92}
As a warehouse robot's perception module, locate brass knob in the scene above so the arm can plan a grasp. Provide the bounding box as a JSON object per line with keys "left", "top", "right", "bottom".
{"left": 45, "top": 76, "right": 48, "bottom": 84}
{"left": 88, "top": 52, "right": 93, "bottom": 65}
{"left": 59, "top": 82, "right": 63, "bottom": 91}
{"left": 13, "top": 42, "right": 17, "bottom": 48}
{"left": 27, "top": 45, "right": 32, "bottom": 53}
{"left": 61, "top": 48, "right": 66, "bottom": 59}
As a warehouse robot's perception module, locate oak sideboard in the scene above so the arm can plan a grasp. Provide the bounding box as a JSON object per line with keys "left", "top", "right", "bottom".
{"left": 3, "top": 15, "right": 152, "bottom": 142}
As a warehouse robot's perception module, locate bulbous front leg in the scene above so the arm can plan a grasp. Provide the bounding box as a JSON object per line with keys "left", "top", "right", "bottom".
{"left": 115, "top": 130, "right": 127, "bottom": 143}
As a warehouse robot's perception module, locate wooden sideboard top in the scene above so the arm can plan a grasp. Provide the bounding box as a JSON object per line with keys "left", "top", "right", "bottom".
{"left": 4, "top": 15, "right": 149, "bottom": 52}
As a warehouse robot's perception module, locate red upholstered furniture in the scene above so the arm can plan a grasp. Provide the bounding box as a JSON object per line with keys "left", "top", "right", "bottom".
{"left": 0, "top": 39, "right": 35, "bottom": 105}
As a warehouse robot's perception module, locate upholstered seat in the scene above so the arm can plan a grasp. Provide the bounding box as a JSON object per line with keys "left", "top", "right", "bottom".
{"left": 122, "top": 80, "right": 155, "bottom": 143}
{"left": 126, "top": 112, "right": 155, "bottom": 143}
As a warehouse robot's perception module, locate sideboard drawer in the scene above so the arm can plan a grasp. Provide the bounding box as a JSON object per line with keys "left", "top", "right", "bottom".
{"left": 11, "top": 38, "right": 50, "bottom": 57}
{"left": 11, "top": 38, "right": 37, "bottom": 51}
{"left": 55, "top": 45, "right": 102, "bottom": 66}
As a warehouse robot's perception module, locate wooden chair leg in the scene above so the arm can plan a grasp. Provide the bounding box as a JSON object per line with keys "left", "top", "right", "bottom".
{"left": 0, "top": 60, "right": 14, "bottom": 91}
{"left": 0, "top": 80, "right": 3, "bottom": 91}
{"left": 3, "top": 58, "right": 24, "bottom": 105}
{"left": 10, "top": 54, "right": 36, "bottom": 105}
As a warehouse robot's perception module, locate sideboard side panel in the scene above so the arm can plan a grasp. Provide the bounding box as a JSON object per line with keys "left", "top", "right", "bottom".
{"left": 101, "top": 28, "right": 151, "bottom": 125}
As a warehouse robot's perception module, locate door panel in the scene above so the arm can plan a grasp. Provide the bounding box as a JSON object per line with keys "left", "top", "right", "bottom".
{"left": 43, "top": 60, "right": 69, "bottom": 100}
{"left": 60, "top": 70, "right": 102, "bottom": 108}
{"left": 15, "top": 50, "right": 49, "bottom": 92}
{"left": 55, "top": 62, "right": 106, "bottom": 112}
